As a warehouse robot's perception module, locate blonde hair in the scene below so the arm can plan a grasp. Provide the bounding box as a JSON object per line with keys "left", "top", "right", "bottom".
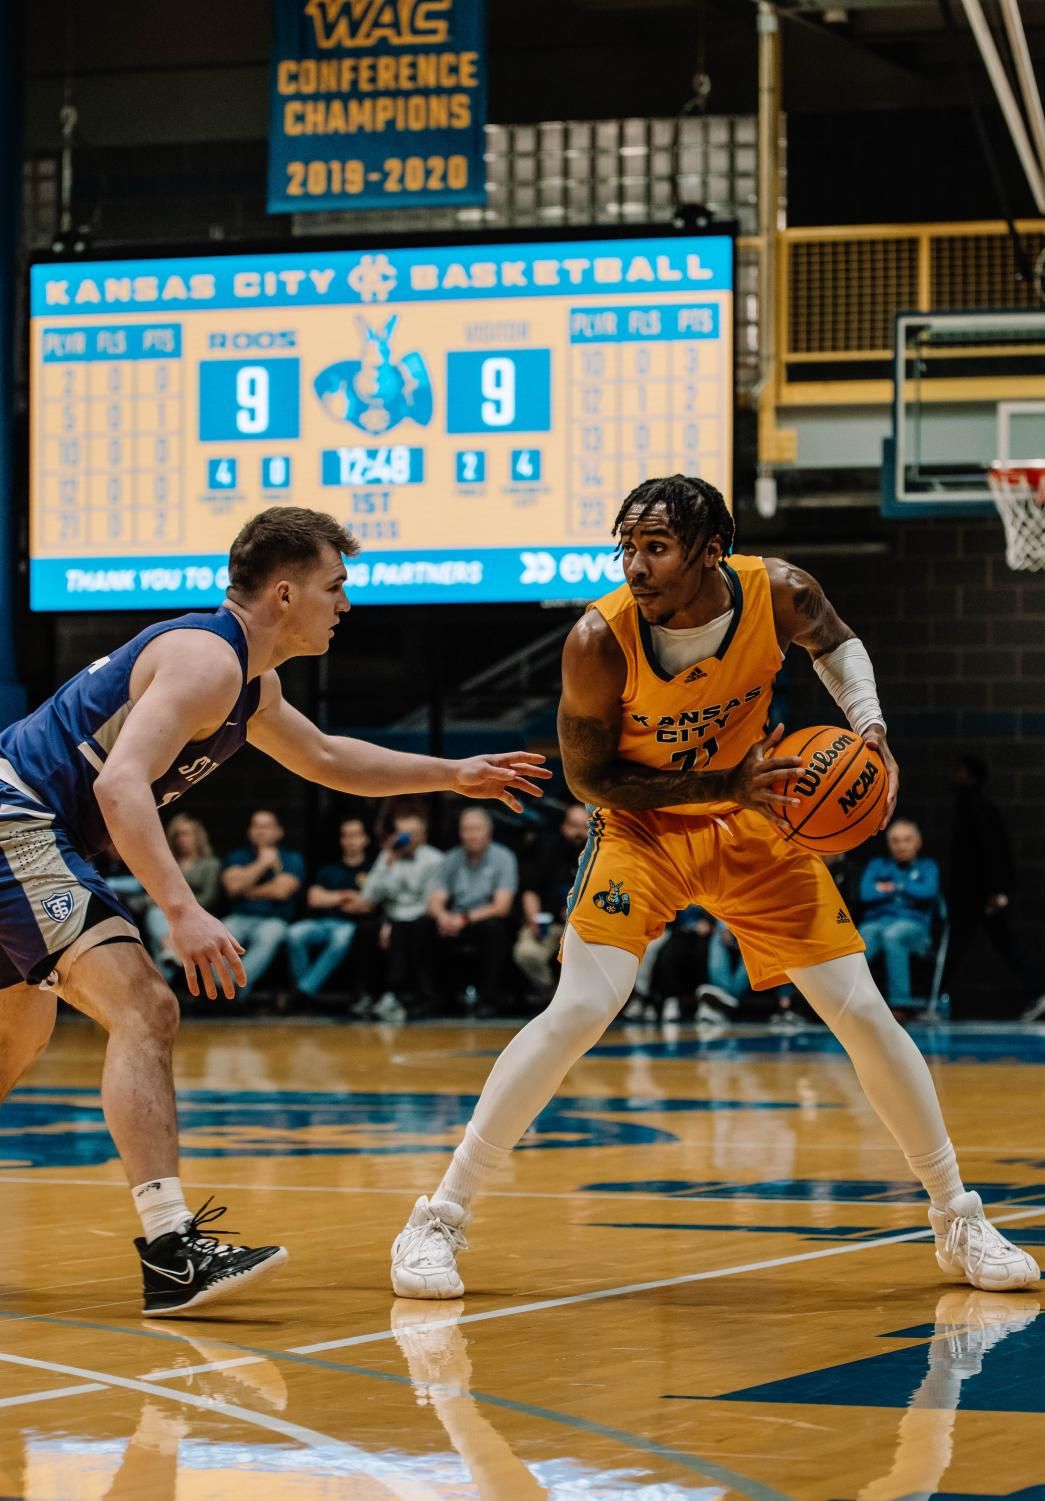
{"left": 166, "top": 814, "right": 212, "bottom": 860}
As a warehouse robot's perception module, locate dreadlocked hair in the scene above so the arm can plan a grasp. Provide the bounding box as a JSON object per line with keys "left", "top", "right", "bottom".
{"left": 611, "top": 474, "right": 735, "bottom": 559}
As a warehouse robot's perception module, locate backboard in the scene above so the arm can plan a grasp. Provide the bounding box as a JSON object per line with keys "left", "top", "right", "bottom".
{"left": 883, "top": 308, "right": 1045, "bottom": 516}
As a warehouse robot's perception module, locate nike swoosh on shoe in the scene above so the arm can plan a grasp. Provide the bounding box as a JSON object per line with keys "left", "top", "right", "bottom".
{"left": 141, "top": 1258, "right": 195, "bottom": 1285}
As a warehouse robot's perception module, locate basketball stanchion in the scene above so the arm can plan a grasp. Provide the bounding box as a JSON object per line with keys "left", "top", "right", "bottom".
{"left": 988, "top": 461, "right": 1045, "bottom": 571}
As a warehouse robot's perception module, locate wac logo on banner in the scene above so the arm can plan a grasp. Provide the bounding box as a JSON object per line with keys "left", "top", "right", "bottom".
{"left": 305, "top": 0, "right": 452, "bottom": 49}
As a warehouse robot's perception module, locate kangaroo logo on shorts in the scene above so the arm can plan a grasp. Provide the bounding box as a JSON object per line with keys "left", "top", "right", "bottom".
{"left": 42, "top": 890, "right": 75, "bottom": 924}
{"left": 593, "top": 879, "right": 631, "bottom": 916}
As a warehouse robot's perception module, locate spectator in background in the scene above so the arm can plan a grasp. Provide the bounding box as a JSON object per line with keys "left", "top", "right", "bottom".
{"left": 144, "top": 815, "right": 221, "bottom": 981}
{"left": 362, "top": 813, "right": 445, "bottom": 1022}
{"left": 944, "top": 755, "right": 1045, "bottom": 1020}
{"left": 286, "top": 816, "right": 374, "bottom": 1005}
{"left": 221, "top": 809, "right": 304, "bottom": 999}
{"left": 706, "top": 920, "right": 748, "bottom": 1007}
{"left": 822, "top": 851, "right": 861, "bottom": 916}
{"left": 428, "top": 808, "right": 518, "bottom": 1015}
{"left": 94, "top": 853, "right": 147, "bottom": 919}
{"left": 860, "top": 819, "right": 940, "bottom": 1009}
{"left": 514, "top": 803, "right": 589, "bottom": 1001}
{"left": 655, "top": 907, "right": 716, "bottom": 1023}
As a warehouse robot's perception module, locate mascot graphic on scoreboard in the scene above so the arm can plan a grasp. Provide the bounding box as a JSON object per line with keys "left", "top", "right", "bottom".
{"left": 314, "top": 315, "right": 433, "bottom": 436}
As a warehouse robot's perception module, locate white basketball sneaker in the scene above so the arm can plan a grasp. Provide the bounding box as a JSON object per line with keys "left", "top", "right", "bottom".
{"left": 391, "top": 1196, "right": 470, "bottom": 1299}
{"left": 928, "top": 1191, "right": 1041, "bottom": 1291}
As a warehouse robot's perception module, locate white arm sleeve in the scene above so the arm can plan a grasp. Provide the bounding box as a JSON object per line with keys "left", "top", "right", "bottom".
{"left": 812, "top": 637, "right": 886, "bottom": 739}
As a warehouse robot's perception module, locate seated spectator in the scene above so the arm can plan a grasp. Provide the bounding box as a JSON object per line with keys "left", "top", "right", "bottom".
{"left": 361, "top": 813, "right": 445, "bottom": 1022}
{"left": 92, "top": 851, "right": 147, "bottom": 917}
{"left": 860, "top": 818, "right": 940, "bottom": 1009}
{"left": 428, "top": 808, "right": 519, "bottom": 1015}
{"left": 221, "top": 809, "right": 304, "bottom": 999}
{"left": 624, "top": 907, "right": 714, "bottom": 1023}
{"left": 286, "top": 816, "right": 374, "bottom": 1005}
{"left": 144, "top": 815, "right": 221, "bottom": 980}
{"left": 656, "top": 907, "right": 715, "bottom": 1022}
{"left": 514, "top": 803, "right": 589, "bottom": 1001}
{"left": 705, "top": 920, "right": 799, "bottom": 1028}
{"left": 707, "top": 919, "right": 748, "bottom": 1009}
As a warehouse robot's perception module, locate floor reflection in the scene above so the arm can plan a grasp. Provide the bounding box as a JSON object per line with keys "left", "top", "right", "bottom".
{"left": 391, "top": 1299, "right": 548, "bottom": 1499}
{"left": 859, "top": 1290, "right": 1041, "bottom": 1501}
{"left": 389, "top": 1301, "right": 734, "bottom": 1499}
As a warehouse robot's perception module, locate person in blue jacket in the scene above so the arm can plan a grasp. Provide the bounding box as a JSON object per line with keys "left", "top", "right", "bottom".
{"left": 860, "top": 819, "right": 940, "bottom": 1008}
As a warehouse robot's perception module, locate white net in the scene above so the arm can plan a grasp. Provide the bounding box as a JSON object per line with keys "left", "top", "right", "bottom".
{"left": 988, "top": 462, "right": 1045, "bottom": 572}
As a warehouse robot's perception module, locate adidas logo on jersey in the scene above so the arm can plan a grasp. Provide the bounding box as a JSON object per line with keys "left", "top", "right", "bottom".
{"left": 684, "top": 665, "right": 707, "bottom": 683}
{"left": 836, "top": 909, "right": 851, "bottom": 925}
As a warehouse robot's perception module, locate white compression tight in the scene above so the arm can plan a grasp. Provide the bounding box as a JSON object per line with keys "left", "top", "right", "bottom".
{"left": 788, "top": 953, "right": 963, "bottom": 1206}
{"left": 434, "top": 928, "right": 637, "bottom": 1206}
{"left": 434, "top": 937, "right": 963, "bottom": 1213}
{"left": 472, "top": 925, "right": 638, "bottom": 1148}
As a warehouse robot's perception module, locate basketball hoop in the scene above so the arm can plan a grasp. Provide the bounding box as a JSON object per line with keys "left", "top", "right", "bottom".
{"left": 988, "top": 461, "right": 1045, "bottom": 571}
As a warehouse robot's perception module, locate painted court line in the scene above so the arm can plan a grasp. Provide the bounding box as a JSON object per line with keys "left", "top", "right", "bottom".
{"left": 0, "top": 1351, "right": 346, "bottom": 1451}
{"left": 1, "top": 1173, "right": 1040, "bottom": 1210}
{"left": 0, "top": 1321, "right": 792, "bottom": 1501}
{"left": 10, "top": 1209, "right": 1043, "bottom": 1397}
{"left": 293, "top": 1204, "right": 1045, "bottom": 1355}
{"left": 0, "top": 1381, "right": 105, "bottom": 1408}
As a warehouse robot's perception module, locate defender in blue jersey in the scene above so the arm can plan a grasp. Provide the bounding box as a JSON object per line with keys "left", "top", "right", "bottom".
{"left": 0, "top": 507, "right": 549, "bottom": 1315}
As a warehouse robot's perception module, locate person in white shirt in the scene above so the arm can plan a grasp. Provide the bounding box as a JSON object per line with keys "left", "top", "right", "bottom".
{"left": 360, "top": 814, "right": 445, "bottom": 1021}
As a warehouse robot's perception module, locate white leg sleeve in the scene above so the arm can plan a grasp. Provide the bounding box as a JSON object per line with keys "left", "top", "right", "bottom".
{"left": 787, "top": 953, "right": 955, "bottom": 1163}
{"left": 470, "top": 925, "right": 639, "bottom": 1151}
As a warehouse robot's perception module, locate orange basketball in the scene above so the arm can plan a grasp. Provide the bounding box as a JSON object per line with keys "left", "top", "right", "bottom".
{"left": 771, "top": 725, "right": 887, "bottom": 853}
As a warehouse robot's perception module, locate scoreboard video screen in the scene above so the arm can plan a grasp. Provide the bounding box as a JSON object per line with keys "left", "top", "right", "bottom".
{"left": 29, "top": 232, "right": 733, "bottom": 610}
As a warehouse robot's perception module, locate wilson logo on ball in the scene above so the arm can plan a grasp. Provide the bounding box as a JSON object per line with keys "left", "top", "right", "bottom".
{"left": 838, "top": 759, "right": 880, "bottom": 815}
{"left": 792, "top": 732, "right": 857, "bottom": 799}
{"left": 772, "top": 724, "right": 886, "bottom": 854}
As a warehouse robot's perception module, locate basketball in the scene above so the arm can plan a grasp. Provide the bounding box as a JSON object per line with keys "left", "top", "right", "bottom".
{"left": 771, "top": 725, "right": 887, "bottom": 853}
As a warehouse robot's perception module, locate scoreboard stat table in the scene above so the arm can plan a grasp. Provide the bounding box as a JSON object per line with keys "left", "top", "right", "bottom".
{"left": 30, "top": 235, "right": 733, "bottom": 608}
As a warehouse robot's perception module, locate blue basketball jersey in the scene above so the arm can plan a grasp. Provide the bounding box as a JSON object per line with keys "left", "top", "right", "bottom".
{"left": 0, "top": 608, "right": 260, "bottom": 857}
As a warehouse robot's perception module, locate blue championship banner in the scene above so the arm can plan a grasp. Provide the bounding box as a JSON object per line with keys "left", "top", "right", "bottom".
{"left": 267, "top": 0, "right": 487, "bottom": 213}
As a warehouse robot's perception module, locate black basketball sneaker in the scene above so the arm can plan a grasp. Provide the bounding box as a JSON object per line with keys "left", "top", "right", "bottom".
{"left": 134, "top": 1198, "right": 288, "bottom": 1315}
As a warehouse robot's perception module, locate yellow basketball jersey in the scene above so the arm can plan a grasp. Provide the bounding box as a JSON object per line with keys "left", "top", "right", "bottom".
{"left": 590, "top": 554, "right": 782, "bottom": 815}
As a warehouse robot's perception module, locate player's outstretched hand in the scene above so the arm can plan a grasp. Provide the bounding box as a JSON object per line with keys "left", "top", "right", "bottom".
{"left": 167, "top": 904, "right": 248, "bottom": 1001}
{"left": 452, "top": 751, "right": 552, "bottom": 814}
{"left": 863, "top": 724, "right": 899, "bottom": 831}
{"left": 725, "top": 723, "right": 804, "bottom": 833}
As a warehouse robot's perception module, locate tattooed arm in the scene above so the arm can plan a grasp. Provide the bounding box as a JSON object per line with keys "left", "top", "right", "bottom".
{"left": 767, "top": 557, "right": 898, "bottom": 828}
{"left": 766, "top": 558, "right": 855, "bottom": 658}
{"left": 557, "top": 611, "right": 802, "bottom": 822}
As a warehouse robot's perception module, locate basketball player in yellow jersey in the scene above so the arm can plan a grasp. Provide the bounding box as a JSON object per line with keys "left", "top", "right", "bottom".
{"left": 391, "top": 476, "right": 1040, "bottom": 1298}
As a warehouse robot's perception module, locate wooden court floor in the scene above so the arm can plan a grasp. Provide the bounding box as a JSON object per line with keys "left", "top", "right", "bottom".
{"left": 1, "top": 1013, "right": 1043, "bottom": 1500}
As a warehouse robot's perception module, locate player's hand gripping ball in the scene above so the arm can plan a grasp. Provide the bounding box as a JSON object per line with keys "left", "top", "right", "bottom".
{"left": 770, "top": 725, "right": 886, "bottom": 853}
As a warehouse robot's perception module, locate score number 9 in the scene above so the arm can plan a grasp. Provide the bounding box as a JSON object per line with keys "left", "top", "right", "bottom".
{"left": 236, "top": 365, "right": 270, "bottom": 435}
{"left": 480, "top": 357, "right": 516, "bottom": 427}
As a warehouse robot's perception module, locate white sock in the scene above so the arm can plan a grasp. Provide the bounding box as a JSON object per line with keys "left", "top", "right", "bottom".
{"left": 906, "top": 1140, "right": 965, "bottom": 1212}
{"left": 434, "top": 1124, "right": 512, "bottom": 1212}
{"left": 133, "top": 1177, "right": 191, "bottom": 1243}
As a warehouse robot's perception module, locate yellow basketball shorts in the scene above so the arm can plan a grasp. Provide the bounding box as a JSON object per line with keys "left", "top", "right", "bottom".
{"left": 565, "top": 805, "right": 865, "bottom": 990}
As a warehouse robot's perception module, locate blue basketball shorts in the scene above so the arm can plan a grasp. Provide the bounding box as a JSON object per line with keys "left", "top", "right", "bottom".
{"left": 0, "top": 760, "right": 139, "bottom": 990}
